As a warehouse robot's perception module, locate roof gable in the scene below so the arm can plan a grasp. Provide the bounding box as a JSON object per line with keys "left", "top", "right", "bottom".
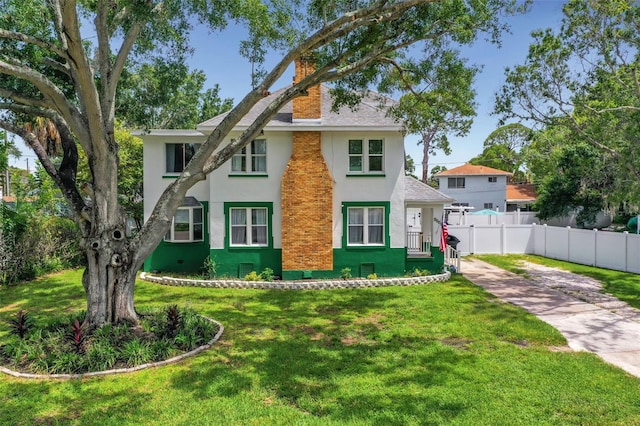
{"left": 404, "top": 176, "right": 454, "bottom": 203}
{"left": 197, "top": 85, "right": 402, "bottom": 131}
{"left": 435, "top": 164, "right": 512, "bottom": 177}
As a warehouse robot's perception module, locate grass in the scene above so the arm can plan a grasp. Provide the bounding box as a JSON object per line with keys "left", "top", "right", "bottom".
{"left": 476, "top": 254, "right": 640, "bottom": 310}
{"left": 0, "top": 269, "right": 640, "bottom": 424}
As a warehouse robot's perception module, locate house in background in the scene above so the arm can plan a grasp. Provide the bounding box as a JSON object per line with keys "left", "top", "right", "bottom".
{"left": 506, "top": 183, "right": 537, "bottom": 212}
{"left": 142, "top": 59, "right": 451, "bottom": 279}
{"left": 435, "top": 164, "right": 514, "bottom": 211}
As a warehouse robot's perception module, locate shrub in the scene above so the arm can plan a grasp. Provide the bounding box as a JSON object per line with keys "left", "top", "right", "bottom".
{"left": 259, "top": 268, "right": 274, "bottom": 282}
{"left": 367, "top": 273, "right": 378, "bottom": 280}
{"left": 244, "top": 271, "right": 260, "bottom": 281}
{"left": 203, "top": 257, "right": 217, "bottom": 279}
{"left": 341, "top": 268, "right": 352, "bottom": 279}
{"left": 0, "top": 306, "right": 219, "bottom": 374}
{"left": 120, "top": 338, "right": 153, "bottom": 367}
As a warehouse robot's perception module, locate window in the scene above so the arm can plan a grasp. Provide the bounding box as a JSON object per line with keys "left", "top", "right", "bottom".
{"left": 231, "top": 139, "right": 267, "bottom": 173}
{"left": 166, "top": 143, "right": 201, "bottom": 173}
{"left": 348, "top": 139, "right": 384, "bottom": 173}
{"left": 347, "top": 207, "right": 384, "bottom": 245}
{"left": 448, "top": 177, "right": 465, "bottom": 189}
{"left": 165, "top": 197, "right": 203, "bottom": 242}
{"left": 484, "top": 203, "right": 494, "bottom": 209}
{"left": 488, "top": 176, "right": 497, "bottom": 183}
{"left": 230, "top": 207, "right": 268, "bottom": 246}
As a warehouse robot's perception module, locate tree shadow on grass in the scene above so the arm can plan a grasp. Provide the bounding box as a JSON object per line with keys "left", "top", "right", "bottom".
{"left": 167, "top": 288, "right": 476, "bottom": 424}
{"left": 1, "top": 379, "right": 154, "bottom": 426}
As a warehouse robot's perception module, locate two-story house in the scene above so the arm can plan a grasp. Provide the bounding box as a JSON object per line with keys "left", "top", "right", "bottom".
{"left": 435, "top": 164, "right": 513, "bottom": 211}
{"left": 142, "top": 59, "right": 452, "bottom": 279}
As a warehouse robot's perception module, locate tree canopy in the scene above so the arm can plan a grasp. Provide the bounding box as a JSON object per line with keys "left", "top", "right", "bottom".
{"left": 0, "top": 0, "right": 523, "bottom": 326}
{"left": 495, "top": 0, "right": 640, "bottom": 215}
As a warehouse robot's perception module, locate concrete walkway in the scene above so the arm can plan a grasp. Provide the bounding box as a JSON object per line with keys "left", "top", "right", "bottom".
{"left": 461, "top": 257, "right": 640, "bottom": 378}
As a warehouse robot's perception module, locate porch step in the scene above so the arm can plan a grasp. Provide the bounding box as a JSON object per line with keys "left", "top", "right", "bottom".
{"left": 407, "top": 253, "right": 433, "bottom": 259}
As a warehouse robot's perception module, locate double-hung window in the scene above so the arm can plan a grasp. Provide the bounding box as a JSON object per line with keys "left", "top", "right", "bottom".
{"left": 448, "top": 177, "right": 465, "bottom": 189}
{"left": 165, "top": 197, "right": 204, "bottom": 242}
{"left": 166, "top": 143, "right": 201, "bottom": 173}
{"left": 230, "top": 207, "right": 268, "bottom": 246}
{"left": 347, "top": 207, "right": 384, "bottom": 245}
{"left": 348, "top": 139, "right": 384, "bottom": 173}
{"left": 231, "top": 139, "right": 267, "bottom": 173}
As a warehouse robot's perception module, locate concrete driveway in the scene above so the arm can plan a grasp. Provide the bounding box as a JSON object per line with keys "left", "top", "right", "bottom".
{"left": 461, "top": 257, "right": 640, "bottom": 378}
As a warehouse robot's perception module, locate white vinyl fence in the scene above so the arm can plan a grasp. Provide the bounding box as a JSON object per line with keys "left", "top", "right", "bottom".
{"left": 448, "top": 224, "right": 640, "bottom": 274}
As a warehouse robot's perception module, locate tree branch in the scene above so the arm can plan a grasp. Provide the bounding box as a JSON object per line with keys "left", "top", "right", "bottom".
{"left": 0, "top": 29, "right": 68, "bottom": 59}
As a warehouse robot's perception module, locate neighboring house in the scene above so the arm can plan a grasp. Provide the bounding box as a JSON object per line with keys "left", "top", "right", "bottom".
{"left": 506, "top": 183, "right": 537, "bottom": 212}
{"left": 435, "top": 164, "right": 513, "bottom": 211}
{"left": 142, "top": 59, "right": 452, "bottom": 279}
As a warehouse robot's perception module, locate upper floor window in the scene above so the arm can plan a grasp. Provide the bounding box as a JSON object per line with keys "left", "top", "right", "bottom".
{"left": 448, "top": 177, "right": 465, "bottom": 189}
{"left": 230, "top": 207, "right": 268, "bottom": 246}
{"left": 231, "top": 139, "right": 267, "bottom": 173}
{"left": 347, "top": 207, "right": 384, "bottom": 245}
{"left": 488, "top": 176, "right": 497, "bottom": 183}
{"left": 484, "top": 203, "right": 494, "bottom": 209}
{"left": 166, "top": 143, "right": 201, "bottom": 173}
{"left": 165, "top": 197, "right": 203, "bottom": 242}
{"left": 348, "top": 139, "right": 384, "bottom": 173}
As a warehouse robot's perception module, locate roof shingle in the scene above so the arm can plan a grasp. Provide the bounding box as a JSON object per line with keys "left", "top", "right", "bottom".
{"left": 197, "top": 85, "right": 401, "bottom": 131}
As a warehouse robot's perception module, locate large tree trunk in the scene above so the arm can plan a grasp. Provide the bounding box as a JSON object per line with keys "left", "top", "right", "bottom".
{"left": 82, "top": 224, "right": 139, "bottom": 327}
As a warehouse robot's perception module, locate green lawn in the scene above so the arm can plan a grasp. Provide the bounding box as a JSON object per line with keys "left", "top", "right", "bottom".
{"left": 476, "top": 254, "right": 640, "bottom": 310}
{"left": 2, "top": 270, "right": 640, "bottom": 425}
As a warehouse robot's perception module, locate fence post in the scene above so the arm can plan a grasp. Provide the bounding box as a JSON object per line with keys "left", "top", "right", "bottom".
{"left": 566, "top": 226, "right": 571, "bottom": 262}
{"left": 543, "top": 224, "right": 547, "bottom": 257}
{"left": 624, "top": 231, "right": 629, "bottom": 272}
{"left": 470, "top": 224, "right": 475, "bottom": 255}
{"left": 593, "top": 228, "right": 597, "bottom": 267}
{"left": 501, "top": 224, "right": 506, "bottom": 255}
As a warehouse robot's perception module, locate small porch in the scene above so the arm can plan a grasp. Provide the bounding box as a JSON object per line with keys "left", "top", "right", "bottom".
{"left": 406, "top": 231, "right": 432, "bottom": 257}
{"left": 403, "top": 176, "right": 455, "bottom": 272}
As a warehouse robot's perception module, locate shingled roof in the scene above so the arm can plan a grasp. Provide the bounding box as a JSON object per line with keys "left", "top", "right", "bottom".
{"left": 404, "top": 176, "right": 454, "bottom": 203}
{"left": 506, "top": 184, "right": 537, "bottom": 202}
{"left": 197, "top": 85, "right": 402, "bottom": 131}
{"left": 435, "top": 164, "right": 512, "bottom": 177}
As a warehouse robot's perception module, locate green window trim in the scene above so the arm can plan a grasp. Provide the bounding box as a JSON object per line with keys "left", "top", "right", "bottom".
{"left": 345, "top": 174, "right": 386, "bottom": 178}
{"left": 228, "top": 174, "right": 269, "bottom": 178}
{"left": 162, "top": 175, "right": 179, "bottom": 179}
{"left": 341, "top": 201, "right": 391, "bottom": 249}
{"left": 224, "top": 202, "right": 274, "bottom": 250}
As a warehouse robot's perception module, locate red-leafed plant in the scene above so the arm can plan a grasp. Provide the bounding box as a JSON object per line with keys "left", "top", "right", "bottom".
{"left": 165, "top": 305, "right": 182, "bottom": 338}
{"left": 8, "top": 309, "right": 34, "bottom": 339}
{"left": 68, "top": 319, "right": 88, "bottom": 353}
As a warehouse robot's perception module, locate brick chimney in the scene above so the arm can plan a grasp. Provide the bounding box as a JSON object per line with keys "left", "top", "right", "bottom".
{"left": 281, "top": 57, "right": 333, "bottom": 279}
{"left": 292, "top": 57, "right": 321, "bottom": 120}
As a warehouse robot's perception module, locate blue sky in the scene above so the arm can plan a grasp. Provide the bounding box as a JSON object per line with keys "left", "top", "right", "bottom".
{"left": 10, "top": 1, "right": 566, "bottom": 178}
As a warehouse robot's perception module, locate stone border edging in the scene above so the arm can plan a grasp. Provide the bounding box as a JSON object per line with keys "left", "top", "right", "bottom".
{"left": 140, "top": 270, "right": 451, "bottom": 289}
{"left": 0, "top": 317, "right": 224, "bottom": 380}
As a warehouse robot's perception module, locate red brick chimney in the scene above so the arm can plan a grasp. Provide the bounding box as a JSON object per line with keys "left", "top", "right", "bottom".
{"left": 292, "top": 57, "right": 321, "bottom": 120}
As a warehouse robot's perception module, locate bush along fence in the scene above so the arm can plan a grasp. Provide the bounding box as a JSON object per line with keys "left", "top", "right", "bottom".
{"left": 140, "top": 270, "right": 452, "bottom": 290}
{"left": 447, "top": 223, "right": 640, "bottom": 274}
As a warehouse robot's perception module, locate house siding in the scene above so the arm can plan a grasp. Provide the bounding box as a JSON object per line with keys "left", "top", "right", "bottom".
{"left": 438, "top": 175, "right": 508, "bottom": 211}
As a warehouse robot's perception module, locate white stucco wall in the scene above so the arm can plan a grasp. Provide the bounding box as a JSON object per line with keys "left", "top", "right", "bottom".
{"left": 143, "top": 129, "right": 408, "bottom": 251}
{"left": 207, "top": 131, "right": 292, "bottom": 249}
{"left": 142, "top": 132, "right": 210, "bottom": 222}
{"left": 322, "top": 131, "right": 406, "bottom": 249}
{"left": 437, "top": 175, "right": 508, "bottom": 211}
